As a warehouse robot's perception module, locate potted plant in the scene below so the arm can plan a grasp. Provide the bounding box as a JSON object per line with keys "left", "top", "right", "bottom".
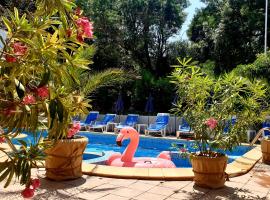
{"left": 261, "top": 135, "right": 270, "bottom": 164}
{"left": 171, "top": 58, "right": 267, "bottom": 189}
{"left": 0, "top": 0, "right": 103, "bottom": 198}
{"left": 0, "top": 0, "right": 129, "bottom": 196}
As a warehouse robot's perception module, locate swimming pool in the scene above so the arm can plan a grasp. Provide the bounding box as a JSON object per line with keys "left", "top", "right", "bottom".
{"left": 79, "top": 132, "right": 253, "bottom": 168}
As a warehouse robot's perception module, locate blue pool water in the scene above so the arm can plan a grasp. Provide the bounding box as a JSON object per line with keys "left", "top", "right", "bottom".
{"left": 13, "top": 132, "right": 253, "bottom": 168}
{"left": 79, "top": 132, "right": 253, "bottom": 168}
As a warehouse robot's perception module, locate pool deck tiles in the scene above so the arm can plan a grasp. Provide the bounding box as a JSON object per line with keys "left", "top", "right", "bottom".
{"left": 81, "top": 145, "right": 261, "bottom": 180}
{"left": 1, "top": 160, "right": 270, "bottom": 200}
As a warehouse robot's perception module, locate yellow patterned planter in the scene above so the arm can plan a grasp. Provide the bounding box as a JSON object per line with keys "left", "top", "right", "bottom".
{"left": 261, "top": 139, "right": 270, "bottom": 165}
{"left": 45, "top": 136, "right": 88, "bottom": 181}
{"left": 191, "top": 154, "right": 228, "bottom": 189}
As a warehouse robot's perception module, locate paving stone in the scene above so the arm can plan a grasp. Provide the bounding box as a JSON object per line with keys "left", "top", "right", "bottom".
{"left": 76, "top": 190, "right": 109, "bottom": 200}
{"left": 138, "top": 180, "right": 163, "bottom": 186}
{"left": 170, "top": 191, "right": 203, "bottom": 200}
{"left": 159, "top": 181, "right": 191, "bottom": 190}
{"left": 0, "top": 162, "right": 270, "bottom": 200}
{"left": 111, "top": 187, "right": 144, "bottom": 198}
{"left": 147, "top": 185, "right": 176, "bottom": 196}
{"left": 109, "top": 178, "right": 137, "bottom": 187}
{"left": 97, "top": 194, "right": 129, "bottom": 200}
{"left": 127, "top": 181, "right": 156, "bottom": 191}
{"left": 133, "top": 192, "right": 167, "bottom": 200}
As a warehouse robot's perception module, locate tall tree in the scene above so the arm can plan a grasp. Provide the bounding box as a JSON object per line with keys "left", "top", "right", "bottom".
{"left": 78, "top": 0, "right": 189, "bottom": 76}
{"left": 188, "top": 0, "right": 266, "bottom": 73}
{"left": 120, "top": 0, "right": 189, "bottom": 76}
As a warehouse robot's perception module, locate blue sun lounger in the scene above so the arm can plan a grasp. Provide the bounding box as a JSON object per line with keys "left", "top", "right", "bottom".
{"left": 114, "top": 114, "right": 139, "bottom": 132}
{"left": 262, "top": 120, "right": 270, "bottom": 137}
{"left": 88, "top": 114, "right": 116, "bottom": 132}
{"left": 145, "top": 113, "right": 170, "bottom": 137}
{"left": 176, "top": 118, "right": 194, "bottom": 138}
{"left": 79, "top": 111, "right": 99, "bottom": 128}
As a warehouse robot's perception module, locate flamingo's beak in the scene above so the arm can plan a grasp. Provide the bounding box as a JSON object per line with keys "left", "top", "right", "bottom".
{"left": 116, "top": 133, "right": 124, "bottom": 147}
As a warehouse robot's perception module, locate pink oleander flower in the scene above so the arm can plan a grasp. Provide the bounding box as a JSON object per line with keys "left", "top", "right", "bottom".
{"left": 13, "top": 42, "right": 28, "bottom": 56}
{"left": 75, "top": 7, "right": 82, "bottom": 16}
{"left": 5, "top": 54, "right": 16, "bottom": 63}
{"left": 180, "top": 148, "right": 187, "bottom": 153}
{"left": 21, "top": 187, "right": 34, "bottom": 198}
{"left": 67, "top": 122, "right": 81, "bottom": 138}
{"left": 205, "top": 117, "right": 218, "bottom": 130}
{"left": 76, "top": 17, "right": 94, "bottom": 42}
{"left": 4, "top": 42, "right": 27, "bottom": 63}
{"left": 73, "top": 122, "right": 81, "bottom": 131}
{"left": 22, "top": 95, "right": 36, "bottom": 105}
{"left": 76, "top": 31, "right": 84, "bottom": 43}
{"left": 37, "top": 86, "right": 49, "bottom": 99}
{"left": 0, "top": 137, "right": 5, "bottom": 143}
{"left": 31, "top": 178, "right": 41, "bottom": 189}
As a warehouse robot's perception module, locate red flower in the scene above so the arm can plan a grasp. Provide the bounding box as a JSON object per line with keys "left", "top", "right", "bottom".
{"left": 13, "top": 42, "right": 27, "bottom": 56}
{"left": 75, "top": 7, "right": 82, "bottom": 16}
{"left": 5, "top": 54, "right": 16, "bottom": 63}
{"left": 67, "top": 122, "right": 81, "bottom": 138}
{"left": 22, "top": 95, "right": 36, "bottom": 105}
{"left": 205, "top": 118, "right": 218, "bottom": 130}
{"left": 4, "top": 42, "right": 27, "bottom": 63}
{"left": 37, "top": 86, "right": 49, "bottom": 99}
{"left": 0, "top": 137, "right": 5, "bottom": 143}
{"left": 21, "top": 187, "right": 34, "bottom": 198}
{"left": 76, "top": 17, "right": 93, "bottom": 42}
{"left": 180, "top": 148, "right": 187, "bottom": 153}
{"left": 31, "top": 178, "right": 41, "bottom": 189}
{"left": 76, "top": 31, "right": 84, "bottom": 43}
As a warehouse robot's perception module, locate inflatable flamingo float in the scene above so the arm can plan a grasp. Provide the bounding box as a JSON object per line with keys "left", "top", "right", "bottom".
{"left": 106, "top": 127, "right": 176, "bottom": 168}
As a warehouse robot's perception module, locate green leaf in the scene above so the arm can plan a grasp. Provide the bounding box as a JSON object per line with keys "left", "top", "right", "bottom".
{"left": 4, "top": 166, "right": 14, "bottom": 188}
{"left": 14, "top": 8, "right": 19, "bottom": 23}
{"left": 17, "top": 140, "right": 27, "bottom": 148}
{"left": 0, "top": 35, "right": 5, "bottom": 48}
{"left": 2, "top": 17, "right": 12, "bottom": 32}
{"left": 56, "top": 99, "right": 64, "bottom": 123}
{"left": 15, "top": 79, "right": 25, "bottom": 99}
{"left": 49, "top": 99, "right": 57, "bottom": 129}
{"left": 39, "top": 68, "right": 50, "bottom": 87}
{"left": 0, "top": 167, "right": 11, "bottom": 182}
{"left": 0, "top": 161, "right": 10, "bottom": 172}
{"left": 16, "top": 157, "right": 23, "bottom": 175}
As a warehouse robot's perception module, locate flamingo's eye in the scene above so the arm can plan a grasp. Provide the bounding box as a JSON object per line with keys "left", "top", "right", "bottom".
{"left": 127, "top": 131, "right": 129, "bottom": 134}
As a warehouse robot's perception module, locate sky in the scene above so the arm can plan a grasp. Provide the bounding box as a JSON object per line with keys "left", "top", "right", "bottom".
{"left": 170, "top": 0, "right": 205, "bottom": 41}
{"left": 0, "top": 29, "right": 7, "bottom": 49}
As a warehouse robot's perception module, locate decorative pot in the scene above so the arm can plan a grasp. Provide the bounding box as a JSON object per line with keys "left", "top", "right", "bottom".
{"left": 190, "top": 153, "right": 228, "bottom": 189}
{"left": 45, "top": 136, "right": 88, "bottom": 181}
{"left": 261, "top": 139, "right": 270, "bottom": 164}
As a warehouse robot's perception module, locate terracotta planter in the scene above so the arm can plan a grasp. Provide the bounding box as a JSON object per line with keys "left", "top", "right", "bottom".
{"left": 261, "top": 139, "right": 270, "bottom": 164}
{"left": 45, "top": 136, "right": 88, "bottom": 181}
{"left": 190, "top": 153, "right": 228, "bottom": 189}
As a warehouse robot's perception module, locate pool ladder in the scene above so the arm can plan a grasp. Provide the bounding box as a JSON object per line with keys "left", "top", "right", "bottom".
{"left": 250, "top": 128, "right": 270, "bottom": 146}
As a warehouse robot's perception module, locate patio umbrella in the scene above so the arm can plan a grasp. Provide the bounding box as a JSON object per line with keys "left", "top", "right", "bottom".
{"left": 145, "top": 93, "right": 154, "bottom": 125}
{"left": 114, "top": 93, "right": 124, "bottom": 123}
